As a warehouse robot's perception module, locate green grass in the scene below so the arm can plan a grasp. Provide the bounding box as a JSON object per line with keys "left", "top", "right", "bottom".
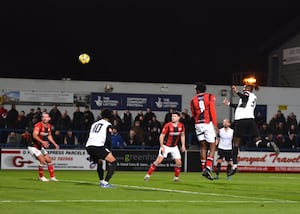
{"left": 0, "top": 170, "right": 299, "bottom": 213}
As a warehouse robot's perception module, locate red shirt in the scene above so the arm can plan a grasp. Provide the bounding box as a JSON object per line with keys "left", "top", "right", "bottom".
{"left": 161, "top": 122, "right": 185, "bottom": 147}
{"left": 190, "top": 93, "right": 217, "bottom": 126}
{"left": 33, "top": 121, "right": 51, "bottom": 149}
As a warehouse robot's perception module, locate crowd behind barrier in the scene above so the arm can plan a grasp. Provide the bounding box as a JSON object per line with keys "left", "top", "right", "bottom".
{"left": 1, "top": 128, "right": 299, "bottom": 153}
{"left": 0, "top": 104, "right": 300, "bottom": 152}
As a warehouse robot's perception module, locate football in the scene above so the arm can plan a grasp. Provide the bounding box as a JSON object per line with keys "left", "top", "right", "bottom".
{"left": 78, "top": 53, "right": 90, "bottom": 64}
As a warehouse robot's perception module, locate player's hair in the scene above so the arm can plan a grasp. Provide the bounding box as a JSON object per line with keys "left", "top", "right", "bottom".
{"left": 195, "top": 82, "right": 207, "bottom": 93}
{"left": 172, "top": 111, "right": 181, "bottom": 117}
{"left": 42, "top": 112, "right": 49, "bottom": 117}
{"left": 246, "top": 84, "right": 259, "bottom": 92}
{"left": 101, "top": 108, "right": 113, "bottom": 119}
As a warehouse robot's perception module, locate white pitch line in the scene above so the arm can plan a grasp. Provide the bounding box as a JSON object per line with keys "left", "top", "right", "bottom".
{"left": 269, "top": 175, "right": 300, "bottom": 180}
{"left": 0, "top": 199, "right": 295, "bottom": 204}
{"left": 61, "top": 179, "right": 298, "bottom": 204}
{"left": 1, "top": 179, "right": 297, "bottom": 204}
{"left": 116, "top": 184, "right": 298, "bottom": 203}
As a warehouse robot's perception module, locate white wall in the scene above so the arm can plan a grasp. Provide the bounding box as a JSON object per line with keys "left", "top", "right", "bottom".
{"left": 255, "top": 86, "right": 300, "bottom": 122}
{"left": 1, "top": 78, "right": 300, "bottom": 124}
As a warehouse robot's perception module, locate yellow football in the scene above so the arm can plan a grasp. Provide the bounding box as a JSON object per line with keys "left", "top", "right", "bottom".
{"left": 79, "top": 53, "right": 90, "bottom": 64}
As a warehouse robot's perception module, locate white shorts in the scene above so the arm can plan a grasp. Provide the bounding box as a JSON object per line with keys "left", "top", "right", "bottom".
{"left": 158, "top": 145, "right": 181, "bottom": 159}
{"left": 195, "top": 121, "right": 216, "bottom": 143}
{"left": 28, "top": 146, "right": 48, "bottom": 159}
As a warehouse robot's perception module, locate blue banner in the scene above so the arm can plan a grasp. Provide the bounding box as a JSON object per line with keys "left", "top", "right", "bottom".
{"left": 90, "top": 93, "right": 182, "bottom": 112}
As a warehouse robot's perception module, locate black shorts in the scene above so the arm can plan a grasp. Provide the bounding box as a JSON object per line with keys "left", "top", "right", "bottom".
{"left": 233, "top": 118, "right": 259, "bottom": 138}
{"left": 217, "top": 148, "right": 233, "bottom": 162}
{"left": 86, "top": 146, "right": 111, "bottom": 163}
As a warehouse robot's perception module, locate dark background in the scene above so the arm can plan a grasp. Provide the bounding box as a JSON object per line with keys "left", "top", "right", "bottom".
{"left": 2, "top": 1, "right": 300, "bottom": 85}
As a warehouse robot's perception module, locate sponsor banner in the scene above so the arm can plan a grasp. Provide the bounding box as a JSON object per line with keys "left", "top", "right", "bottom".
{"left": 1, "top": 149, "right": 95, "bottom": 170}
{"left": 1, "top": 149, "right": 299, "bottom": 173}
{"left": 213, "top": 151, "right": 300, "bottom": 173}
{"left": 283, "top": 47, "right": 300, "bottom": 65}
{"left": 20, "top": 91, "right": 74, "bottom": 103}
{"left": 113, "top": 149, "right": 181, "bottom": 171}
{"left": 90, "top": 93, "right": 182, "bottom": 111}
{"left": 1, "top": 90, "right": 74, "bottom": 104}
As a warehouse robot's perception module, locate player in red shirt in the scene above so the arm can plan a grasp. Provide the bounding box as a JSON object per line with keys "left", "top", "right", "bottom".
{"left": 144, "top": 111, "right": 186, "bottom": 182}
{"left": 28, "top": 112, "right": 59, "bottom": 181}
{"left": 190, "top": 82, "right": 218, "bottom": 180}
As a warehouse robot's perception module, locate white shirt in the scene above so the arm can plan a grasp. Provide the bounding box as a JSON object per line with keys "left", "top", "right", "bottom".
{"left": 234, "top": 91, "right": 257, "bottom": 120}
{"left": 85, "top": 119, "right": 112, "bottom": 147}
{"left": 218, "top": 127, "right": 233, "bottom": 150}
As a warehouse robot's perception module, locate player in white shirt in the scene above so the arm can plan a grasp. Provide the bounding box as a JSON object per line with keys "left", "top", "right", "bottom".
{"left": 86, "top": 108, "right": 117, "bottom": 188}
{"left": 214, "top": 118, "right": 233, "bottom": 180}
{"left": 223, "top": 84, "right": 279, "bottom": 176}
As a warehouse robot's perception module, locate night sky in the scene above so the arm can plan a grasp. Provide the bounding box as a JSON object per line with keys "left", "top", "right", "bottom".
{"left": 2, "top": 1, "right": 300, "bottom": 85}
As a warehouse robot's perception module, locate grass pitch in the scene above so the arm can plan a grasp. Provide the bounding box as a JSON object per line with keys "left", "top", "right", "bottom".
{"left": 0, "top": 170, "right": 299, "bottom": 213}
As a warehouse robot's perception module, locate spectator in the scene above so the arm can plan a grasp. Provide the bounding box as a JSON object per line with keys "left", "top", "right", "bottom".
{"left": 72, "top": 105, "right": 84, "bottom": 131}
{"left": 144, "top": 107, "right": 156, "bottom": 125}
{"left": 122, "top": 109, "right": 133, "bottom": 133}
{"left": 287, "top": 124, "right": 298, "bottom": 149}
{"left": 49, "top": 104, "right": 62, "bottom": 128}
{"left": 7, "top": 131, "right": 20, "bottom": 144}
{"left": 163, "top": 108, "right": 174, "bottom": 125}
{"left": 57, "top": 110, "right": 72, "bottom": 132}
{"left": 255, "top": 111, "right": 265, "bottom": 129}
{"left": 131, "top": 120, "right": 144, "bottom": 145}
{"left": 0, "top": 104, "right": 8, "bottom": 142}
{"left": 112, "top": 110, "right": 122, "bottom": 127}
{"left": 82, "top": 105, "right": 95, "bottom": 142}
{"left": 134, "top": 110, "right": 143, "bottom": 122}
{"left": 112, "top": 118, "right": 122, "bottom": 132}
{"left": 26, "top": 108, "right": 35, "bottom": 122}
{"left": 259, "top": 122, "right": 274, "bottom": 146}
{"left": 15, "top": 110, "right": 28, "bottom": 132}
{"left": 180, "top": 110, "right": 191, "bottom": 148}
{"left": 125, "top": 128, "right": 140, "bottom": 146}
{"left": 148, "top": 115, "right": 162, "bottom": 132}
{"left": 146, "top": 115, "right": 162, "bottom": 147}
{"left": 64, "top": 129, "right": 79, "bottom": 147}
{"left": 52, "top": 129, "right": 64, "bottom": 146}
{"left": 273, "top": 121, "right": 288, "bottom": 148}
{"left": 6, "top": 104, "right": 18, "bottom": 129}
{"left": 111, "top": 127, "right": 126, "bottom": 148}
{"left": 72, "top": 105, "right": 84, "bottom": 144}
{"left": 34, "top": 107, "right": 42, "bottom": 122}
{"left": 276, "top": 110, "right": 286, "bottom": 125}
{"left": 135, "top": 114, "right": 147, "bottom": 132}
{"left": 287, "top": 112, "right": 297, "bottom": 128}
{"left": 20, "top": 127, "right": 32, "bottom": 147}
{"left": 0, "top": 104, "right": 8, "bottom": 120}
{"left": 146, "top": 126, "right": 160, "bottom": 147}
{"left": 27, "top": 115, "right": 39, "bottom": 133}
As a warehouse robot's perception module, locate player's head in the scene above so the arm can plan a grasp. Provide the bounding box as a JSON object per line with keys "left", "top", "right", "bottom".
{"left": 242, "top": 78, "right": 259, "bottom": 91}
{"left": 195, "top": 82, "right": 207, "bottom": 93}
{"left": 171, "top": 111, "right": 181, "bottom": 122}
{"left": 243, "top": 84, "right": 259, "bottom": 92}
{"left": 223, "top": 118, "right": 231, "bottom": 127}
{"left": 101, "top": 108, "right": 113, "bottom": 121}
{"left": 41, "top": 112, "right": 51, "bottom": 124}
